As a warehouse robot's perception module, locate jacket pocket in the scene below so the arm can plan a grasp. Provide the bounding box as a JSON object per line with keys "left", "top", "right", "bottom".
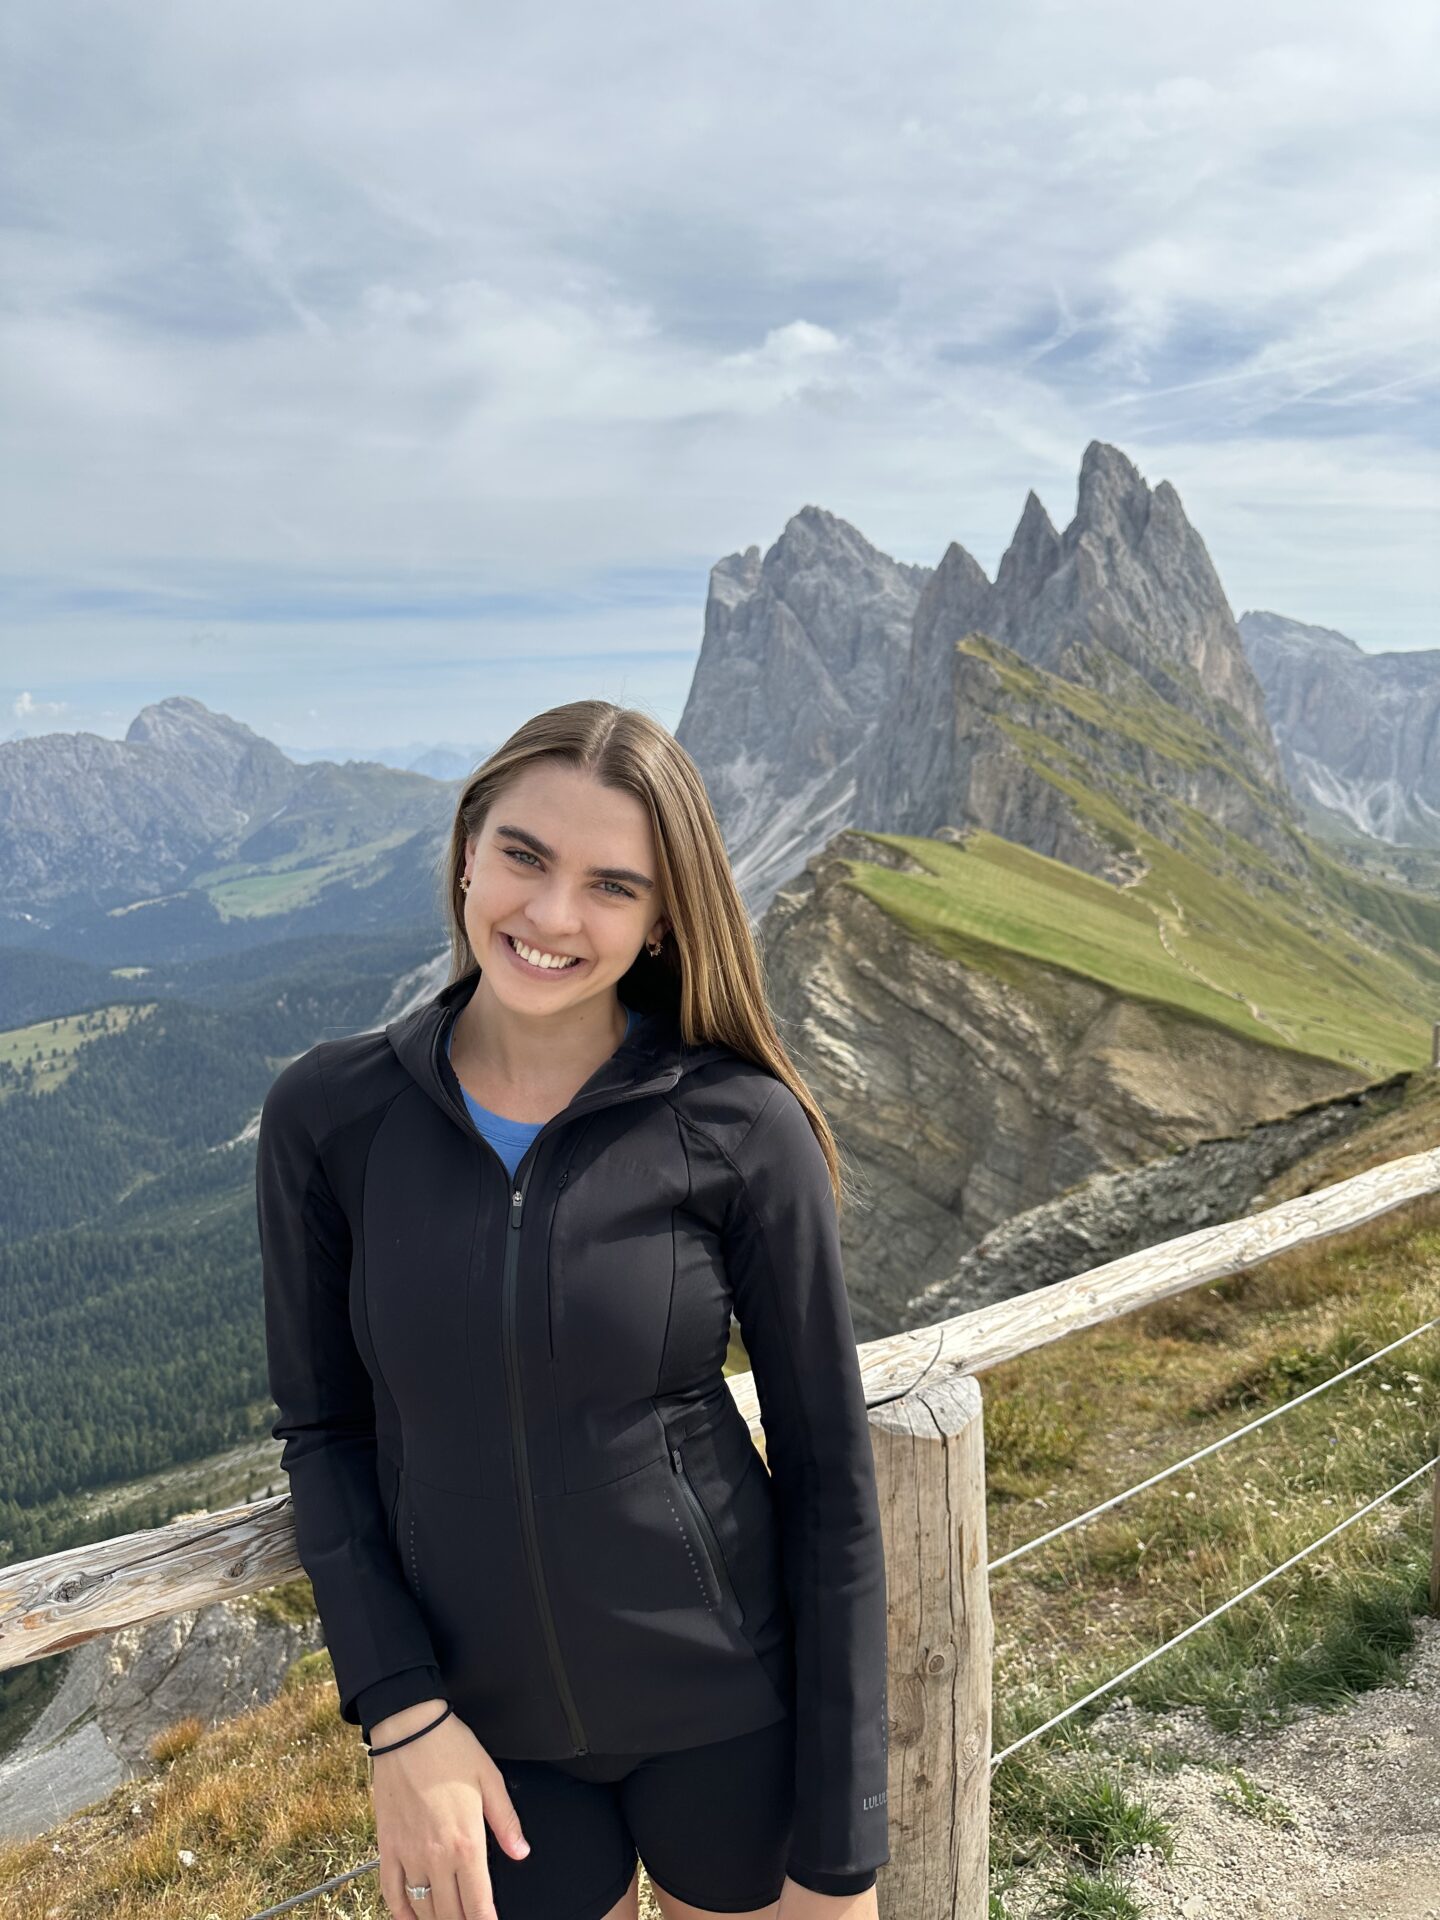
{"left": 385, "top": 1468, "right": 403, "bottom": 1555}
{"left": 668, "top": 1442, "right": 745, "bottom": 1627}
{"left": 395, "top": 1480, "right": 422, "bottom": 1605}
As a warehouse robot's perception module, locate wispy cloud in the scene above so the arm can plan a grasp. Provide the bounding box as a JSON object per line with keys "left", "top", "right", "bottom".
{"left": 1, "top": 0, "right": 1434, "bottom": 745}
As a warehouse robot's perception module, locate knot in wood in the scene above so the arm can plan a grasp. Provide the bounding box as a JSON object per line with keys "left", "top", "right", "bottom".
{"left": 926, "top": 1647, "right": 952, "bottom": 1675}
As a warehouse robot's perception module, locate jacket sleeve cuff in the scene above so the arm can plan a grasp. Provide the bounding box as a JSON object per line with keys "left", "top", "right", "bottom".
{"left": 787, "top": 1862, "right": 880, "bottom": 1896}
{"left": 354, "top": 1665, "right": 446, "bottom": 1744}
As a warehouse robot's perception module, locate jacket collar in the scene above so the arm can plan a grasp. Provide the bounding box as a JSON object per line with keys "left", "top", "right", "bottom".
{"left": 385, "top": 965, "right": 734, "bottom": 1135}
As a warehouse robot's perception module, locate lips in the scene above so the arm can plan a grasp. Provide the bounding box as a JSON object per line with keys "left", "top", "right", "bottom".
{"left": 501, "top": 931, "right": 586, "bottom": 972}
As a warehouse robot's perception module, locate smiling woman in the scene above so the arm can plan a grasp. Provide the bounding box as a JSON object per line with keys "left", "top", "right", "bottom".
{"left": 258, "top": 698, "right": 889, "bottom": 1920}
{"left": 448, "top": 758, "right": 676, "bottom": 1111}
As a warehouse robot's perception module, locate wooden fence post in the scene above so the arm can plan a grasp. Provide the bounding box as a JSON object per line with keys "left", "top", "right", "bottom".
{"left": 870, "top": 1372, "right": 991, "bottom": 1919}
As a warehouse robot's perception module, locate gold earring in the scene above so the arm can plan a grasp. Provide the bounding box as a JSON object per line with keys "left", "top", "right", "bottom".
{"left": 460, "top": 876, "right": 470, "bottom": 892}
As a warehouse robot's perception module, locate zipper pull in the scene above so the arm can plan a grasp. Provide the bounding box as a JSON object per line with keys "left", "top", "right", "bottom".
{"left": 670, "top": 1446, "right": 682, "bottom": 1474}
{"left": 510, "top": 1185, "right": 524, "bottom": 1227}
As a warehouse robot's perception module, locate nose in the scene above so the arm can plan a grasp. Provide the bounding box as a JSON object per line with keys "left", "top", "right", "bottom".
{"left": 521, "top": 877, "right": 586, "bottom": 938}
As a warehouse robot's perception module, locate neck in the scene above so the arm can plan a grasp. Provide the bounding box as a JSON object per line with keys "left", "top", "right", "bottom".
{"left": 454, "top": 974, "right": 628, "bottom": 1087}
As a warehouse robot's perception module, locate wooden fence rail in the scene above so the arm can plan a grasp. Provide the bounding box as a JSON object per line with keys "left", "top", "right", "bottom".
{"left": 3, "top": 1145, "right": 1440, "bottom": 1917}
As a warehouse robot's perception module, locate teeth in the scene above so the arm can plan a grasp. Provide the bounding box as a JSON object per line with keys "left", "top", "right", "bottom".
{"left": 509, "top": 934, "right": 580, "bottom": 970}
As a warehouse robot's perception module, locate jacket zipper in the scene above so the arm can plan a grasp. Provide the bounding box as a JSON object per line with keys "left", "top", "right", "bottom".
{"left": 505, "top": 1170, "right": 591, "bottom": 1753}
{"left": 430, "top": 1018, "right": 683, "bottom": 1760}
{"left": 669, "top": 1443, "right": 744, "bottom": 1626}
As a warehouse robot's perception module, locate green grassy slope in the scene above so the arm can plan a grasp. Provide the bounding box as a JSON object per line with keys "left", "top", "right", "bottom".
{"left": 818, "top": 630, "right": 1440, "bottom": 1078}
{"left": 838, "top": 824, "right": 1434, "bottom": 1078}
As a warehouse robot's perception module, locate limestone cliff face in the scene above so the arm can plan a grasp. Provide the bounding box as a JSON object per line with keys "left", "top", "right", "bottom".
{"left": 856, "top": 444, "right": 1308, "bottom": 887}
{"left": 757, "top": 833, "right": 1367, "bottom": 1340}
{"left": 903, "top": 1071, "right": 1413, "bottom": 1330}
{"left": 942, "top": 639, "right": 1156, "bottom": 885}
{"left": 1239, "top": 609, "right": 1440, "bottom": 849}
{"left": 675, "top": 505, "right": 931, "bottom": 917}
{"left": 1006, "top": 446, "right": 1277, "bottom": 760}
{"left": 679, "top": 443, "right": 1307, "bottom": 922}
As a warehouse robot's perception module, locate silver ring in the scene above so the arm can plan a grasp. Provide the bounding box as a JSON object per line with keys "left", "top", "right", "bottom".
{"left": 405, "top": 1883, "right": 432, "bottom": 1900}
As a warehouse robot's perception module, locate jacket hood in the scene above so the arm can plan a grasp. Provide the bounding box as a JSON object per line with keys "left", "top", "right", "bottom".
{"left": 384, "top": 965, "right": 736, "bottom": 1132}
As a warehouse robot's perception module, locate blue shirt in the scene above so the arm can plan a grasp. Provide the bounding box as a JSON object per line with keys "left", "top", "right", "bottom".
{"left": 446, "top": 1004, "right": 634, "bottom": 1180}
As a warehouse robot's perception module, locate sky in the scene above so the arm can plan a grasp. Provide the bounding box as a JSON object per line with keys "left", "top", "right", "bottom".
{"left": 2, "top": 0, "right": 1436, "bottom": 760}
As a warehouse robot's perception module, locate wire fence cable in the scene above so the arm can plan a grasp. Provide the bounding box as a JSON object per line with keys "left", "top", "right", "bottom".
{"left": 989, "top": 1448, "right": 1440, "bottom": 1772}
{"left": 988, "top": 1313, "right": 1439, "bottom": 1573}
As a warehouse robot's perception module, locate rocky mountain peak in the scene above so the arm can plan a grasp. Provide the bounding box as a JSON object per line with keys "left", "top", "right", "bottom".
{"left": 761, "top": 504, "right": 930, "bottom": 599}
{"left": 122, "top": 695, "right": 296, "bottom": 806}
{"left": 1239, "top": 610, "right": 1364, "bottom": 660}
{"left": 1067, "top": 438, "right": 1154, "bottom": 549}
{"left": 680, "top": 444, "right": 1320, "bottom": 917}
{"left": 676, "top": 511, "right": 933, "bottom": 912}
{"left": 124, "top": 694, "right": 267, "bottom": 753}
{"left": 994, "top": 488, "right": 1062, "bottom": 603}
{"left": 1239, "top": 611, "right": 1440, "bottom": 846}
{"left": 980, "top": 441, "right": 1282, "bottom": 779}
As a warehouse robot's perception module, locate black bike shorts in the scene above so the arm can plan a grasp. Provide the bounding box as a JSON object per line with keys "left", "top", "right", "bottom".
{"left": 482, "top": 1713, "right": 799, "bottom": 1918}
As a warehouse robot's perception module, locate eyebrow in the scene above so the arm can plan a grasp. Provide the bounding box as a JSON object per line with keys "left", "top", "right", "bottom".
{"left": 493, "top": 824, "right": 656, "bottom": 893}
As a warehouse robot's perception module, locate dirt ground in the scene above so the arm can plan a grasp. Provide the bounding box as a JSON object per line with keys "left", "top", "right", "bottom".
{"left": 998, "top": 1613, "right": 1440, "bottom": 1918}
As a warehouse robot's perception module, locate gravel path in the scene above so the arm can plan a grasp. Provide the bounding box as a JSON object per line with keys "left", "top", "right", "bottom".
{"left": 999, "top": 1614, "right": 1440, "bottom": 1918}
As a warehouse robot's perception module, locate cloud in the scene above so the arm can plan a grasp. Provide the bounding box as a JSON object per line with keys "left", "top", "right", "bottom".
{"left": 1, "top": 0, "right": 1434, "bottom": 747}
{"left": 13, "top": 691, "right": 69, "bottom": 721}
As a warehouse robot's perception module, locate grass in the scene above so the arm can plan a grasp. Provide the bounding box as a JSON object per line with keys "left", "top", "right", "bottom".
{"left": 982, "top": 1076, "right": 1440, "bottom": 1913}
{"left": 1217, "top": 1767, "right": 1295, "bottom": 1827}
{"left": 197, "top": 826, "right": 422, "bottom": 921}
{"left": 843, "top": 823, "right": 1432, "bottom": 1076}
{"left": 0, "top": 1654, "right": 392, "bottom": 1918}
{"left": 0, "top": 1002, "right": 157, "bottom": 1102}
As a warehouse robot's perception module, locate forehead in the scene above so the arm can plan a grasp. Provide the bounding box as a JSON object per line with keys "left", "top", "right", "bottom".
{"left": 482, "top": 763, "right": 653, "bottom": 851}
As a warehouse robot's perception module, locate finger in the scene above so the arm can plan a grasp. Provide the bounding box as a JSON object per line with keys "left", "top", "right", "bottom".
{"left": 481, "top": 1772, "right": 531, "bottom": 1861}
{"left": 378, "top": 1847, "right": 411, "bottom": 1917}
{"left": 430, "top": 1865, "right": 468, "bottom": 1920}
{"left": 459, "top": 1858, "right": 502, "bottom": 1920}
{"left": 389, "top": 1858, "right": 457, "bottom": 1920}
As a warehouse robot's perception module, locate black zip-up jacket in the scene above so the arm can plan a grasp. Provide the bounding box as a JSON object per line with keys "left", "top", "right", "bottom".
{"left": 257, "top": 967, "right": 890, "bottom": 1895}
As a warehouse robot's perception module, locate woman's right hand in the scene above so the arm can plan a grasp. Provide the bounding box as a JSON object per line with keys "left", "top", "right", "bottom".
{"left": 370, "top": 1700, "right": 531, "bottom": 1919}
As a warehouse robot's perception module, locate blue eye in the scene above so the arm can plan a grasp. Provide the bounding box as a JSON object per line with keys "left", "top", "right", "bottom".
{"left": 503, "top": 847, "right": 635, "bottom": 899}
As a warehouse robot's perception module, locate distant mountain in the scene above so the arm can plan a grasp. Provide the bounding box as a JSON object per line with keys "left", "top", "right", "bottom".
{"left": 0, "top": 696, "right": 460, "bottom": 965}
{"left": 1238, "top": 610, "right": 1440, "bottom": 849}
{"left": 285, "top": 740, "right": 493, "bottom": 779}
{"left": 670, "top": 445, "right": 1440, "bottom": 1324}
{"left": 674, "top": 506, "right": 932, "bottom": 912}
{"left": 855, "top": 441, "right": 1306, "bottom": 890}
{"left": 680, "top": 443, "right": 1308, "bottom": 920}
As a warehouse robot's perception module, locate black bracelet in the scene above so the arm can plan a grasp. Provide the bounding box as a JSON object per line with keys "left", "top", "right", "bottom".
{"left": 364, "top": 1703, "right": 454, "bottom": 1757}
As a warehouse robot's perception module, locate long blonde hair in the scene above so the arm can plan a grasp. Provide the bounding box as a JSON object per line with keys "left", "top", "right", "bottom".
{"left": 432, "top": 699, "right": 852, "bottom": 1213}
